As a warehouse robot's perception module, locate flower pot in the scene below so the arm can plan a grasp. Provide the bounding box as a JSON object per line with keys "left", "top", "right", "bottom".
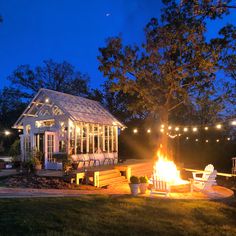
{"left": 35, "top": 164, "right": 42, "bottom": 171}
{"left": 129, "top": 183, "right": 139, "bottom": 196}
{"left": 139, "top": 183, "right": 148, "bottom": 194}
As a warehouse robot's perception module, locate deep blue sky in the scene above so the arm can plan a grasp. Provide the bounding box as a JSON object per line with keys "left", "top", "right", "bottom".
{"left": 0, "top": 0, "right": 235, "bottom": 90}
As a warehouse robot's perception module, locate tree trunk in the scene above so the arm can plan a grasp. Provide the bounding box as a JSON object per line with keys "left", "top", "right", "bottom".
{"left": 158, "top": 108, "right": 169, "bottom": 157}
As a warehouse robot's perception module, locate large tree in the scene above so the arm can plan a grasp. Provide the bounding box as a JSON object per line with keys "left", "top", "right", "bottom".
{"left": 98, "top": 0, "right": 235, "bottom": 153}
{"left": 8, "top": 59, "right": 91, "bottom": 99}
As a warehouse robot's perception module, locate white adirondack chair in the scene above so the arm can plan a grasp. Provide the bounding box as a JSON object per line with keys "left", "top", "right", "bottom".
{"left": 192, "top": 170, "right": 217, "bottom": 192}
{"left": 151, "top": 179, "right": 170, "bottom": 196}
{"left": 192, "top": 164, "right": 214, "bottom": 181}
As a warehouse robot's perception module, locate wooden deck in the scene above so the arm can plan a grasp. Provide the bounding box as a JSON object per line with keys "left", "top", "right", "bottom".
{"left": 36, "top": 159, "right": 153, "bottom": 187}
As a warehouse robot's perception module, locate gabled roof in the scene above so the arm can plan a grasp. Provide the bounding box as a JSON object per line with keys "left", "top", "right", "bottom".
{"left": 13, "top": 88, "right": 125, "bottom": 128}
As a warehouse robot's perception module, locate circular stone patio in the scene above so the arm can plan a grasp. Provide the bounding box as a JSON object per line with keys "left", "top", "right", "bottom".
{"left": 147, "top": 185, "right": 234, "bottom": 200}
{"left": 0, "top": 184, "right": 233, "bottom": 199}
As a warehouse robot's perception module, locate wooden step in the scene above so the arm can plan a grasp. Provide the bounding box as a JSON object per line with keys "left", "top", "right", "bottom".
{"left": 99, "top": 176, "right": 127, "bottom": 187}
{"left": 99, "top": 171, "right": 121, "bottom": 181}
{"left": 99, "top": 169, "right": 118, "bottom": 176}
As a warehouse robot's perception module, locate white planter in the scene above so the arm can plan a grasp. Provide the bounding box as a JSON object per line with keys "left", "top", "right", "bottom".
{"left": 129, "top": 183, "right": 139, "bottom": 196}
{"left": 139, "top": 183, "right": 148, "bottom": 194}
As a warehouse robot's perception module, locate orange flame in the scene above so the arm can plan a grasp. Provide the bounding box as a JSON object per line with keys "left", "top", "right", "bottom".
{"left": 153, "top": 149, "right": 186, "bottom": 185}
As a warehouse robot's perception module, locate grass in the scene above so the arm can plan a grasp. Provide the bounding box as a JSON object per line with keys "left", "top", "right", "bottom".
{"left": 0, "top": 196, "right": 236, "bottom": 236}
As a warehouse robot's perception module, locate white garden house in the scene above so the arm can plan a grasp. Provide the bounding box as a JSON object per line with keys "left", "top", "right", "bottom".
{"left": 13, "top": 88, "right": 125, "bottom": 170}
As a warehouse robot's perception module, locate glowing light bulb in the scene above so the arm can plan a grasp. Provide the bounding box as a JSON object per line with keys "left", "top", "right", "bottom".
{"left": 216, "top": 124, "right": 222, "bottom": 129}
{"left": 216, "top": 139, "right": 220, "bottom": 142}
{"left": 183, "top": 127, "right": 188, "bottom": 132}
{"left": 186, "top": 137, "right": 189, "bottom": 140}
{"left": 168, "top": 126, "right": 172, "bottom": 130}
{"left": 192, "top": 127, "right": 197, "bottom": 132}
{"left": 160, "top": 128, "right": 164, "bottom": 133}
{"left": 147, "top": 129, "right": 151, "bottom": 133}
{"left": 227, "top": 137, "right": 231, "bottom": 141}
{"left": 133, "top": 128, "right": 138, "bottom": 134}
{"left": 205, "top": 140, "right": 209, "bottom": 143}
{"left": 195, "top": 139, "right": 198, "bottom": 142}
{"left": 232, "top": 121, "right": 236, "bottom": 126}
{"left": 4, "top": 130, "right": 10, "bottom": 136}
{"left": 45, "top": 98, "right": 49, "bottom": 103}
{"left": 175, "top": 127, "right": 179, "bottom": 131}
{"left": 204, "top": 127, "right": 209, "bottom": 130}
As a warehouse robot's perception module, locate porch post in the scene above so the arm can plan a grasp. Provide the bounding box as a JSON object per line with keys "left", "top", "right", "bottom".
{"left": 116, "top": 127, "right": 118, "bottom": 153}
{"left": 92, "top": 124, "right": 94, "bottom": 153}
{"left": 111, "top": 126, "right": 114, "bottom": 152}
{"left": 102, "top": 125, "right": 105, "bottom": 152}
{"left": 81, "top": 123, "right": 83, "bottom": 153}
{"left": 86, "top": 124, "right": 89, "bottom": 153}
{"left": 97, "top": 125, "right": 100, "bottom": 152}
{"left": 107, "top": 126, "right": 110, "bottom": 153}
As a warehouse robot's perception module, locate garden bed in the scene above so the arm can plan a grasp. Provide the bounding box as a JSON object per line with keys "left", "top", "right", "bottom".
{"left": 0, "top": 174, "right": 97, "bottom": 190}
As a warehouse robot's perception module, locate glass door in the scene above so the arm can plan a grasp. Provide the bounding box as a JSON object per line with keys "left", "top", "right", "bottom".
{"left": 44, "top": 132, "right": 55, "bottom": 169}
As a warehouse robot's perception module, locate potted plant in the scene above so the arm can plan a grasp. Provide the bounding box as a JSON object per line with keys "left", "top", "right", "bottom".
{"left": 139, "top": 176, "right": 149, "bottom": 194}
{"left": 129, "top": 176, "right": 140, "bottom": 196}
{"left": 32, "top": 149, "right": 43, "bottom": 171}
{"left": 32, "top": 157, "right": 42, "bottom": 172}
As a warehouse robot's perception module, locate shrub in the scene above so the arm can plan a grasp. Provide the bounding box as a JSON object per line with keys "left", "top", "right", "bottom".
{"left": 9, "top": 139, "right": 21, "bottom": 157}
{"left": 139, "top": 176, "right": 148, "bottom": 184}
{"left": 130, "top": 176, "right": 139, "bottom": 184}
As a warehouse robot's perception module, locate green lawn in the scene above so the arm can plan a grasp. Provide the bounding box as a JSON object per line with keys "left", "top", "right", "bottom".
{"left": 0, "top": 196, "right": 236, "bottom": 236}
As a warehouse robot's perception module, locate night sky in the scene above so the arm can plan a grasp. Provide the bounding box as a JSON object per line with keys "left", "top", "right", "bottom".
{"left": 0, "top": 0, "right": 235, "bottom": 90}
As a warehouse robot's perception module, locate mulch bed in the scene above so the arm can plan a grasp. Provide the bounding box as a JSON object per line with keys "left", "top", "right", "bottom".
{"left": 0, "top": 174, "right": 97, "bottom": 190}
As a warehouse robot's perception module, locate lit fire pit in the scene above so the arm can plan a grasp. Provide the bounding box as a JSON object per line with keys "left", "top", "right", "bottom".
{"left": 151, "top": 149, "right": 189, "bottom": 193}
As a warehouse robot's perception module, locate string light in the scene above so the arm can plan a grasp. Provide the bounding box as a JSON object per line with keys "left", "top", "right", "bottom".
{"left": 192, "top": 127, "right": 198, "bottom": 132}
{"left": 45, "top": 98, "right": 49, "bottom": 103}
{"left": 186, "top": 137, "right": 189, "bottom": 140}
{"left": 204, "top": 127, "right": 209, "bottom": 130}
{"left": 160, "top": 128, "right": 164, "bottom": 133}
{"left": 175, "top": 127, "right": 179, "bottom": 131}
{"left": 216, "top": 139, "right": 220, "bottom": 142}
{"left": 161, "top": 124, "right": 165, "bottom": 128}
{"left": 232, "top": 121, "right": 236, "bottom": 126}
{"left": 205, "top": 140, "right": 209, "bottom": 143}
{"left": 195, "top": 139, "right": 198, "bottom": 142}
{"left": 147, "top": 129, "right": 151, "bottom": 133}
{"left": 168, "top": 126, "right": 172, "bottom": 130}
{"left": 4, "top": 130, "right": 10, "bottom": 136}
{"left": 227, "top": 137, "right": 231, "bottom": 141}
{"left": 216, "top": 124, "right": 222, "bottom": 129}
{"left": 183, "top": 127, "right": 188, "bottom": 132}
{"left": 133, "top": 128, "right": 138, "bottom": 134}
